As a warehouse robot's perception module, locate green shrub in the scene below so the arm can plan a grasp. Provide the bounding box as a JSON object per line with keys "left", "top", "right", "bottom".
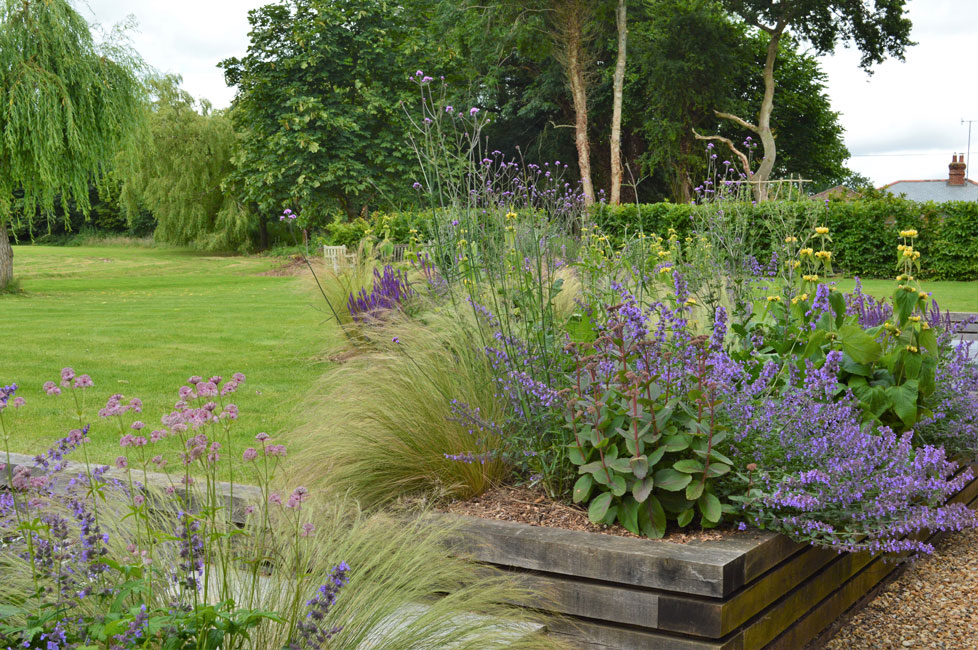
{"left": 588, "top": 197, "right": 978, "bottom": 281}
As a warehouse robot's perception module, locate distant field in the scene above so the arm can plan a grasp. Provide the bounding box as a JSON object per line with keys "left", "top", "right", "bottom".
{"left": 831, "top": 277, "right": 978, "bottom": 313}
{"left": 1, "top": 246, "right": 332, "bottom": 476}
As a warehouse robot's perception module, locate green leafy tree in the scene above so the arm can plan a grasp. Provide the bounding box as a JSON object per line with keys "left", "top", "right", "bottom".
{"left": 219, "top": 0, "right": 452, "bottom": 226}
{"left": 0, "top": 0, "right": 144, "bottom": 287}
{"left": 118, "top": 76, "right": 252, "bottom": 251}
{"left": 703, "top": 0, "right": 913, "bottom": 200}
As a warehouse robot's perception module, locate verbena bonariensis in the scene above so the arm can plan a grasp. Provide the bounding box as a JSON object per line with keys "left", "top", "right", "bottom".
{"left": 0, "top": 369, "right": 346, "bottom": 649}
{"left": 347, "top": 264, "right": 414, "bottom": 322}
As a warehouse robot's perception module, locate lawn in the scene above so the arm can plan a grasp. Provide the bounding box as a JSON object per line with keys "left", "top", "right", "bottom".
{"left": 831, "top": 277, "right": 978, "bottom": 313}
{"left": 1, "top": 245, "right": 332, "bottom": 475}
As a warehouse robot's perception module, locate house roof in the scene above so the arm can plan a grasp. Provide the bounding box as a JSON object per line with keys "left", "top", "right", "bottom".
{"left": 880, "top": 179, "right": 978, "bottom": 202}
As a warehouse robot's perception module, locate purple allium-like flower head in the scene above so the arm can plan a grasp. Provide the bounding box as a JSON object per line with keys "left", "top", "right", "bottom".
{"left": 43, "top": 381, "right": 61, "bottom": 396}
{"left": 243, "top": 448, "right": 258, "bottom": 462}
{"left": 301, "top": 522, "right": 315, "bottom": 537}
{"left": 256, "top": 432, "right": 270, "bottom": 442}
{"left": 115, "top": 456, "right": 128, "bottom": 469}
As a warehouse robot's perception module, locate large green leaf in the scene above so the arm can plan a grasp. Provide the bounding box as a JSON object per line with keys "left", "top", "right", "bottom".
{"left": 573, "top": 474, "right": 593, "bottom": 504}
{"left": 588, "top": 492, "right": 613, "bottom": 523}
{"left": 639, "top": 496, "right": 667, "bottom": 538}
{"left": 885, "top": 379, "right": 919, "bottom": 427}
{"left": 654, "top": 468, "right": 692, "bottom": 491}
{"left": 698, "top": 492, "right": 722, "bottom": 524}
{"left": 838, "top": 324, "right": 882, "bottom": 364}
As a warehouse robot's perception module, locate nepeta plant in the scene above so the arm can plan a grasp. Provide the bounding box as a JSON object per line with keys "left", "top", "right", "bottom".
{"left": 725, "top": 351, "right": 976, "bottom": 554}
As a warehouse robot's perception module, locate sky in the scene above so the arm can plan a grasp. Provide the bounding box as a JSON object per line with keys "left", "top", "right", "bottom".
{"left": 83, "top": 0, "right": 978, "bottom": 188}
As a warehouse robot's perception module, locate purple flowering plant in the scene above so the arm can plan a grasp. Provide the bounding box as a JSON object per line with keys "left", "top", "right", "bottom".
{"left": 0, "top": 369, "right": 348, "bottom": 649}
{"left": 561, "top": 293, "right": 736, "bottom": 536}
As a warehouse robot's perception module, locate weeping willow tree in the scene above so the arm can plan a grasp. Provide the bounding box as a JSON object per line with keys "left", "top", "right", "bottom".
{"left": 118, "top": 75, "right": 254, "bottom": 251}
{"left": 0, "top": 0, "right": 145, "bottom": 287}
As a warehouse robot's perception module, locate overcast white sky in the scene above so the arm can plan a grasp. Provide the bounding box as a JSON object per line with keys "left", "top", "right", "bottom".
{"left": 83, "top": 0, "right": 978, "bottom": 187}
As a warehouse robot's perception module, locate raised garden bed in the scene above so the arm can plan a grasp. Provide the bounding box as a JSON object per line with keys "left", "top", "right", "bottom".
{"left": 444, "top": 461, "right": 978, "bottom": 650}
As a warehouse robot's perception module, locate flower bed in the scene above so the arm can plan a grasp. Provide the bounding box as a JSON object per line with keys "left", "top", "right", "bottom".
{"left": 445, "top": 459, "right": 978, "bottom": 649}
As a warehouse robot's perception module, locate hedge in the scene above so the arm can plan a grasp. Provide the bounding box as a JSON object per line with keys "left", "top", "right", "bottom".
{"left": 589, "top": 197, "right": 978, "bottom": 281}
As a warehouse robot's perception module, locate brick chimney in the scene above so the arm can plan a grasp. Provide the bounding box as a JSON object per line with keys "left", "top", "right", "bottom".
{"left": 949, "top": 153, "right": 966, "bottom": 185}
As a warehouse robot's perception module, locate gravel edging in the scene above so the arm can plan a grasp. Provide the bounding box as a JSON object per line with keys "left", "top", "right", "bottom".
{"left": 818, "top": 527, "right": 978, "bottom": 649}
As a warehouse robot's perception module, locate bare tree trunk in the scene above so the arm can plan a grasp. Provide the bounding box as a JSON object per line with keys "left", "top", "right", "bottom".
{"left": 754, "top": 24, "right": 785, "bottom": 202}
{"left": 556, "top": 1, "right": 595, "bottom": 207}
{"left": 609, "top": 0, "right": 627, "bottom": 205}
{"left": 0, "top": 221, "right": 12, "bottom": 289}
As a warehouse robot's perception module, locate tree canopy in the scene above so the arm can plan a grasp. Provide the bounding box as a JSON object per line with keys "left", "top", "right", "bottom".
{"left": 219, "top": 0, "right": 455, "bottom": 225}
{"left": 0, "top": 0, "right": 144, "bottom": 285}
{"left": 118, "top": 75, "right": 252, "bottom": 251}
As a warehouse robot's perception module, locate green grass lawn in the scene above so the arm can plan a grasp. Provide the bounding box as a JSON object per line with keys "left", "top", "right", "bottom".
{"left": 1, "top": 246, "right": 333, "bottom": 475}
{"left": 830, "top": 278, "right": 978, "bottom": 313}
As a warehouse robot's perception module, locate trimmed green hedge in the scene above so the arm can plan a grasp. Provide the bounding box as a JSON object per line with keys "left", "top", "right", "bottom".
{"left": 589, "top": 197, "right": 978, "bottom": 281}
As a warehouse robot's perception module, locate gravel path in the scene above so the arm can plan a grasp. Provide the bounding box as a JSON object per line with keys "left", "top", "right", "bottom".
{"left": 823, "top": 528, "right": 978, "bottom": 649}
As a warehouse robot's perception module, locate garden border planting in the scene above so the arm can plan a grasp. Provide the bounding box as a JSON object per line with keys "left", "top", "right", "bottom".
{"left": 6, "top": 449, "right": 977, "bottom": 649}
{"left": 443, "top": 461, "right": 978, "bottom": 650}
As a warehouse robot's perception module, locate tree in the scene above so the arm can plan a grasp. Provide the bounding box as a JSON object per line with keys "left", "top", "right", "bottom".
{"left": 0, "top": 0, "right": 144, "bottom": 287}
{"left": 608, "top": 0, "right": 627, "bottom": 205}
{"left": 702, "top": 0, "right": 913, "bottom": 200}
{"left": 118, "top": 76, "right": 253, "bottom": 251}
{"left": 219, "top": 0, "right": 451, "bottom": 225}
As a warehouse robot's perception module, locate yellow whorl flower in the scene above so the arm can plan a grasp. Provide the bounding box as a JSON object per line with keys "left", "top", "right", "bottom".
{"left": 899, "top": 229, "right": 918, "bottom": 238}
{"left": 815, "top": 226, "right": 830, "bottom": 235}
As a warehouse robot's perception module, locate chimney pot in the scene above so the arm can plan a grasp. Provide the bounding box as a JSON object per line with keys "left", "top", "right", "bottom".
{"left": 949, "top": 153, "right": 966, "bottom": 185}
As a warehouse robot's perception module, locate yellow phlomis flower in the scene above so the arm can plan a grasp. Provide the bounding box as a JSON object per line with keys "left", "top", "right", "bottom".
{"left": 803, "top": 274, "right": 819, "bottom": 282}
{"left": 785, "top": 236, "right": 798, "bottom": 243}
{"left": 799, "top": 248, "right": 814, "bottom": 257}
{"left": 685, "top": 297, "right": 697, "bottom": 306}
{"left": 897, "top": 244, "right": 907, "bottom": 251}
{"left": 905, "top": 345, "right": 919, "bottom": 353}
{"left": 659, "top": 266, "right": 673, "bottom": 274}
{"left": 815, "top": 251, "right": 832, "bottom": 260}
{"left": 899, "top": 229, "right": 918, "bottom": 238}
{"left": 505, "top": 211, "right": 517, "bottom": 220}
{"left": 766, "top": 296, "right": 781, "bottom": 303}
{"left": 909, "top": 316, "right": 921, "bottom": 322}
{"left": 902, "top": 248, "right": 914, "bottom": 258}
{"left": 658, "top": 250, "right": 671, "bottom": 258}
{"left": 815, "top": 227, "right": 830, "bottom": 235}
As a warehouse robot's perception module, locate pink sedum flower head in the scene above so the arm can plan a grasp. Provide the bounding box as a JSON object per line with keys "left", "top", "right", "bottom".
{"left": 188, "top": 376, "right": 203, "bottom": 385}
{"left": 232, "top": 372, "right": 246, "bottom": 383}
{"left": 60, "top": 367, "right": 75, "bottom": 387}
{"left": 43, "top": 381, "right": 61, "bottom": 396}
{"left": 12, "top": 396, "right": 24, "bottom": 408}
{"left": 115, "top": 456, "right": 128, "bottom": 469}
{"left": 74, "top": 374, "right": 94, "bottom": 389}
{"left": 256, "top": 432, "right": 270, "bottom": 442}
{"left": 131, "top": 421, "right": 145, "bottom": 431}
{"left": 269, "top": 493, "right": 282, "bottom": 506}
{"left": 243, "top": 448, "right": 258, "bottom": 462}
